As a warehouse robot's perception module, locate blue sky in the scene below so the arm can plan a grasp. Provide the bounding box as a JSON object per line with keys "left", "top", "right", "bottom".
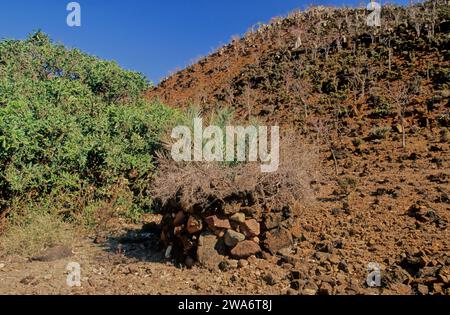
{"left": 0, "top": 0, "right": 407, "bottom": 84}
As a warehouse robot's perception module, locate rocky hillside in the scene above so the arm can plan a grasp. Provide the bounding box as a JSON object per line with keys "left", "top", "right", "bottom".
{"left": 146, "top": 1, "right": 450, "bottom": 295}
{"left": 148, "top": 1, "right": 449, "bottom": 128}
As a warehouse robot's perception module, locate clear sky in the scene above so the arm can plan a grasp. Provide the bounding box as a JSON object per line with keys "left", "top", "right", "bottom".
{"left": 0, "top": 0, "right": 407, "bottom": 84}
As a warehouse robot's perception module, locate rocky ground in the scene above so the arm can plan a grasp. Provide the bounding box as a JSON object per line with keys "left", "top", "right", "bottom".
{"left": 1, "top": 133, "right": 448, "bottom": 295}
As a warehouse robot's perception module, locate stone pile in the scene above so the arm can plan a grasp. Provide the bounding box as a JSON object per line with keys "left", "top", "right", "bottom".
{"left": 159, "top": 198, "right": 302, "bottom": 269}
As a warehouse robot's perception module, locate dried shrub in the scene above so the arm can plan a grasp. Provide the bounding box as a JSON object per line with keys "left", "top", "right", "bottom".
{"left": 0, "top": 206, "right": 75, "bottom": 257}
{"left": 152, "top": 133, "right": 320, "bottom": 217}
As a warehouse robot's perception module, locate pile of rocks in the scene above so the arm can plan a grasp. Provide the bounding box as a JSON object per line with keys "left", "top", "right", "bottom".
{"left": 159, "top": 200, "right": 301, "bottom": 269}
{"left": 152, "top": 138, "right": 316, "bottom": 269}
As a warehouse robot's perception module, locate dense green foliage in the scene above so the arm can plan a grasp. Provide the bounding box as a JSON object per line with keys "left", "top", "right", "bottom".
{"left": 0, "top": 32, "right": 175, "bottom": 216}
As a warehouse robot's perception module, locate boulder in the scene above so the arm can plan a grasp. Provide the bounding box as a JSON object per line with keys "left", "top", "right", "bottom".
{"left": 240, "top": 219, "right": 260, "bottom": 237}
{"left": 230, "top": 213, "right": 246, "bottom": 223}
{"left": 230, "top": 240, "right": 261, "bottom": 259}
{"left": 173, "top": 211, "right": 186, "bottom": 226}
{"left": 197, "top": 233, "right": 225, "bottom": 270}
{"left": 186, "top": 216, "right": 203, "bottom": 234}
{"left": 224, "top": 230, "right": 245, "bottom": 247}
{"left": 205, "top": 215, "right": 231, "bottom": 230}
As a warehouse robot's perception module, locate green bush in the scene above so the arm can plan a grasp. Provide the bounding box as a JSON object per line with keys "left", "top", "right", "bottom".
{"left": 368, "top": 95, "right": 391, "bottom": 118}
{"left": 0, "top": 32, "right": 176, "bottom": 218}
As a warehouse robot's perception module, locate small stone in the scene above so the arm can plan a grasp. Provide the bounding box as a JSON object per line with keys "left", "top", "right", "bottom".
{"left": 214, "top": 229, "right": 226, "bottom": 238}
{"left": 241, "top": 219, "right": 260, "bottom": 237}
{"left": 0, "top": 263, "right": 5, "bottom": 270}
{"left": 261, "top": 251, "right": 274, "bottom": 262}
{"left": 20, "top": 276, "right": 36, "bottom": 286}
{"left": 290, "top": 220, "right": 302, "bottom": 240}
{"left": 282, "top": 263, "right": 294, "bottom": 270}
{"left": 205, "top": 216, "right": 231, "bottom": 230}
{"left": 173, "top": 225, "right": 184, "bottom": 236}
{"left": 417, "top": 284, "right": 429, "bottom": 295}
{"left": 432, "top": 283, "right": 443, "bottom": 294}
{"left": 224, "top": 230, "right": 245, "bottom": 247}
{"left": 227, "top": 259, "right": 239, "bottom": 269}
{"left": 252, "top": 237, "right": 260, "bottom": 244}
{"left": 238, "top": 259, "right": 249, "bottom": 268}
{"left": 230, "top": 213, "right": 246, "bottom": 223}
{"left": 290, "top": 280, "right": 301, "bottom": 290}
{"left": 315, "top": 252, "right": 330, "bottom": 261}
{"left": 319, "top": 282, "right": 333, "bottom": 295}
{"left": 263, "top": 272, "right": 279, "bottom": 285}
{"left": 303, "top": 224, "right": 318, "bottom": 232}
{"left": 230, "top": 241, "right": 261, "bottom": 259}
{"left": 369, "top": 245, "right": 382, "bottom": 252}
{"left": 223, "top": 203, "right": 241, "bottom": 215}
{"left": 186, "top": 216, "right": 203, "bottom": 234}
{"left": 305, "top": 281, "right": 319, "bottom": 291}
{"left": 329, "top": 255, "right": 340, "bottom": 264}
{"left": 438, "top": 268, "right": 449, "bottom": 284}
{"left": 263, "top": 228, "right": 293, "bottom": 254}
{"left": 165, "top": 245, "right": 173, "bottom": 259}
{"left": 291, "top": 270, "right": 301, "bottom": 280}
{"left": 390, "top": 283, "right": 412, "bottom": 295}
{"left": 338, "top": 260, "right": 349, "bottom": 273}
{"left": 302, "top": 288, "right": 317, "bottom": 295}
{"left": 286, "top": 288, "right": 298, "bottom": 295}
{"left": 278, "top": 249, "right": 300, "bottom": 265}
{"left": 173, "top": 211, "right": 186, "bottom": 226}
{"left": 43, "top": 274, "right": 52, "bottom": 280}
{"left": 265, "top": 213, "right": 283, "bottom": 230}
{"left": 185, "top": 256, "right": 195, "bottom": 269}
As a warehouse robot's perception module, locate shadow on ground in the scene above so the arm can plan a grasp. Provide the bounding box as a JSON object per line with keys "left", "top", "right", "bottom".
{"left": 104, "top": 222, "right": 166, "bottom": 263}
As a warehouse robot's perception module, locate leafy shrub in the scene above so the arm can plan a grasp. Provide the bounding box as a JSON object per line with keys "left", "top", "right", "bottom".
{"left": 433, "top": 67, "right": 450, "bottom": 88}
{"left": 352, "top": 138, "right": 363, "bottom": 148}
{"left": 437, "top": 113, "right": 449, "bottom": 127}
{"left": 368, "top": 95, "right": 391, "bottom": 118}
{"left": 0, "top": 32, "right": 176, "bottom": 220}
